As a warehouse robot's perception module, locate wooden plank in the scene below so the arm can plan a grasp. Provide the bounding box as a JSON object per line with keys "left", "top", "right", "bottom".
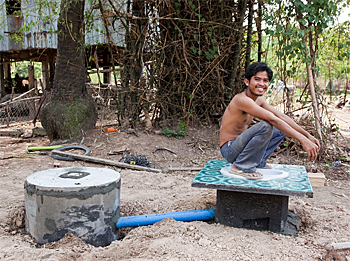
{"left": 50, "top": 150, "right": 162, "bottom": 173}
{"left": 326, "top": 242, "right": 350, "bottom": 251}
{"left": 308, "top": 172, "right": 326, "bottom": 187}
{"left": 0, "top": 128, "right": 23, "bottom": 137}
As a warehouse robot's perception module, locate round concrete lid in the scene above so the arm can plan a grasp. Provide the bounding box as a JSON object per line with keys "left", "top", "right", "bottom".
{"left": 26, "top": 167, "right": 120, "bottom": 191}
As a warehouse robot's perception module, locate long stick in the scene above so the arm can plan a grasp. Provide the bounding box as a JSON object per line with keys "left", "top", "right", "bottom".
{"left": 50, "top": 150, "right": 162, "bottom": 173}
{"left": 167, "top": 167, "right": 203, "bottom": 172}
{"left": 0, "top": 87, "right": 36, "bottom": 107}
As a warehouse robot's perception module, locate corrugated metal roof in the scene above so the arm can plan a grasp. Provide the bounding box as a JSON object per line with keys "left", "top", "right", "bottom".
{"left": 0, "top": 0, "right": 125, "bottom": 52}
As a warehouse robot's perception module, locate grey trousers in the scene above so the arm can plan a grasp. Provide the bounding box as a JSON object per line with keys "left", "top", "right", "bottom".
{"left": 220, "top": 121, "right": 286, "bottom": 173}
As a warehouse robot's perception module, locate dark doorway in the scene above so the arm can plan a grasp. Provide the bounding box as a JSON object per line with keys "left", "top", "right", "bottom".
{"left": 6, "top": 0, "right": 21, "bottom": 15}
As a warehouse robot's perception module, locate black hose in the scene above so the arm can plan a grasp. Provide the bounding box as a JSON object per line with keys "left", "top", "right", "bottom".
{"left": 50, "top": 145, "right": 91, "bottom": 161}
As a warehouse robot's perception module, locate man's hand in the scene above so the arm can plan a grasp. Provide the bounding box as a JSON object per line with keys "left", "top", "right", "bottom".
{"left": 302, "top": 138, "right": 320, "bottom": 161}
{"left": 307, "top": 134, "right": 321, "bottom": 149}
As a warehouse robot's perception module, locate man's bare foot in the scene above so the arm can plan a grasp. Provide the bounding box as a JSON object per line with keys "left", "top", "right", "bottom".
{"left": 228, "top": 166, "right": 263, "bottom": 180}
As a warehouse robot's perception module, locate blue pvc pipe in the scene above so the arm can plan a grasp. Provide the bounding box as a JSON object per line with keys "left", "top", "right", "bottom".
{"left": 116, "top": 208, "right": 215, "bottom": 228}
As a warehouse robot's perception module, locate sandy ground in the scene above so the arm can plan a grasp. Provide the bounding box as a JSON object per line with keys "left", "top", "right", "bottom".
{"left": 0, "top": 108, "right": 349, "bottom": 260}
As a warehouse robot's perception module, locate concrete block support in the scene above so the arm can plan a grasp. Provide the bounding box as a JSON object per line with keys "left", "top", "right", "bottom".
{"left": 215, "top": 190, "right": 288, "bottom": 232}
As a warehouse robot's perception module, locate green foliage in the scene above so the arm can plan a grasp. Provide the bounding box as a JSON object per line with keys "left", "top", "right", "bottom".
{"left": 162, "top": 122, "right": 188, "bottom": 139}
{"left": 255, "top": 0, "right": 349, "bottom": 113}
{"left": 263, "top": 0, "right": 342, "bottom": 61}
{"left": 12, "top": 61, "right": 42, "bottom": 79}
{"left": 316, "top": 21, "right": 350, "bottom": 81}
{"left": 173, "top": 0, "right": 219, "bottom": 61}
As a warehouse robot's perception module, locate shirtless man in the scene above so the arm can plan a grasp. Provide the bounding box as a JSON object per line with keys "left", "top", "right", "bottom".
{"left": 220, "top": 62, "right": 320, "bottom": 179}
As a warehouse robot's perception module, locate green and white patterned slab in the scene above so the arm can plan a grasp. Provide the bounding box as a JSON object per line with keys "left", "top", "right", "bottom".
{"left": 191, "top": 160, "right": 313, "bottom": 197}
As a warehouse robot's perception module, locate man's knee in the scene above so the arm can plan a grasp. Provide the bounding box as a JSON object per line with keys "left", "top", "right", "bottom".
{"left": 259, "top": 121, "right": 274, "bottom": 135}
{"left": 275, "top": 128, "right": 286, "bottom": 139}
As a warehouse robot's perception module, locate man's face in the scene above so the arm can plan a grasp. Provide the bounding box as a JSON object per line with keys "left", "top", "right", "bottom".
{"left": 244, "top": 71, "right": 270, "bottom": 97}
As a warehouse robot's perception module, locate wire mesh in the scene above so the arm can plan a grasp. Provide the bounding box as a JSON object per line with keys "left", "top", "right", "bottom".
{"left": 0, "top": 95, "right": 39, "bottom": 126}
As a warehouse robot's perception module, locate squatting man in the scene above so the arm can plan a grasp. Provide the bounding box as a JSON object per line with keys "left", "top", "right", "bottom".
{"left": 220, "top": 62, "right": 320, "bottom": 179}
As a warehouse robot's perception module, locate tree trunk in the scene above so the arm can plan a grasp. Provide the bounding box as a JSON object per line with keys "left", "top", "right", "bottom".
{"left": 41, "top": 0, "right": 97, "bottom": 141}
{"left": 228, "top": 0, "right": 248, "bottom": 89}
{"left": 257, "top": 0, "right": 262, "bottom": 62}
{"left": 245, "top": 0, "right": 254, "bottom": 69}
{"left": 118, "top": 0, "right": 146, "bottom": 127}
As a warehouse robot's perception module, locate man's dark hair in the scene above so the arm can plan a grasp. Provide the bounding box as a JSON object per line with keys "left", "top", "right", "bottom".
{"left": 245, "top": 62, "right": 273, "bottom": 81}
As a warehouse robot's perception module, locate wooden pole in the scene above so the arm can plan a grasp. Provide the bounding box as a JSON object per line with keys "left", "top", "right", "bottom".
{"left": 28, "top": 64, "right": 35, "bottom": 91}
{"left": 51, "top": 150, "right": 162, "bottom": 173}
{"left": 0, "top": 55, "right": 4, "bottom": 97}
{"left": 94, "top": 47, "right": 102, "bottom": 88}
{"left": 42, "top": 59, "right": 49, "bottom": 91}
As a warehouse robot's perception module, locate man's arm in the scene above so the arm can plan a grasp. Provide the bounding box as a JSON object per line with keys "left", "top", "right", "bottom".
{"left": 235, "top": 96, "right": 320, "bottom": 160}
{"left": 261, "top": 102, "right": 321, "bottom": 148}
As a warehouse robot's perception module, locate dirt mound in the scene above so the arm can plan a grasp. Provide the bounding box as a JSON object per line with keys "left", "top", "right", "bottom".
{"left": 0, "top": 109, "right": 349, "bottom": 260}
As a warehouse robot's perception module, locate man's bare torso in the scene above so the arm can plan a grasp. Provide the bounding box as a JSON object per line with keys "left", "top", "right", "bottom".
{"left": 219, "top": 92, "right": 262, "bottom": 147}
